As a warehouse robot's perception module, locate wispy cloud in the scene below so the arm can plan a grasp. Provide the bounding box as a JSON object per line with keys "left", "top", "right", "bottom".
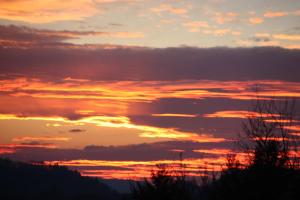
{"left": 151, "top": 113, "right": 197, "bottom": 118}
{"left": 0, "top": 25, "right": 144, "bottom": 48}
{"left": 262, "top": 10, "right": 300, "bottom": 18}
{"left": 246, "top": 33, "right": 300, "bottom": 48}
{"left": 150, "top": 4, "right": 188, "bottom": 16}
{"left": 109, "top": 31, "right": 144, "bottom": 38}
{"left": 249, "top": 17, "right": 264, "bottom": 24}
{"left": 264, "top": 11, "right": 289, "bottom": 18}
{"left": 1, "top": 140, "right": 238, "bottom": 179}
{"left": 0, "top": 0, "right": 98, "bottom": 23}
{"left": 203, "top": 110, "right": 279, "bottom": 119}
{"left": 12, "top": 136, "right": 71, "bottom": 142}
{"left": 0, "top": 143, "right": 57, "bottom": 155}
{"left": 0, "top": 0, "right": 141, "bottom": 23}
{"left": 183, "top": 21, "right": 209, "bottom": 32}
{"left": 213, "top": 12, "right": 238, "bottom": 24}
{"left": 203, "top": 28, "right": 231, "bottom": 36}
{"left": 273, "top": 34, "right": 300, "bottom": 41}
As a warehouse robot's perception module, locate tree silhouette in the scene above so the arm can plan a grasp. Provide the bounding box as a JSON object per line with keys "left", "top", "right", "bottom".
{"left": 240, "top": 97, "right": 298, "bottom": 169}
{"left": 206, "top": 97, "right": 300, "bottom": 200}
{"left": 130, "top": 164, "right": 198, "bottom": 200}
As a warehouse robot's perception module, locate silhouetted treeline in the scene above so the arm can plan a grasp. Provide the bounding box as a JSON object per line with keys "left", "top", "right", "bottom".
{"left": 208, "top": 165, "right": 300, "bottom": 200}
{"left": 3, "top": 157, "right": 299, "bottom": 200}
{"left": 0, "top": 158, "right": 121, "bottom": 200}
{"left": 128, "top": 98, "right": 300, "bottom": 200}
{"left": 127, "top": 161, "right": 300, "bottom": 200}
{"left": 129, "top": 165, "right": 199, "bottom": 200}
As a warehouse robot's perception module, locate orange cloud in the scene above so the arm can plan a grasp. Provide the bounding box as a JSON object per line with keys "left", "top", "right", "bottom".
{"left": 203, "top": 110, "right": 280, "bottom": 119}
{"left": 1, "top": 78, "right": 300, "bottom": 112}
{"left": 290, "top": 132, "right": 300, "bottom": 137}
{"left": 0, "top": 143, "right": 57, "bottom": 151}
{"left": 0, "top": 142, "right": 59, "bottom": 155}
{"left": 284, "top": 44, "right": 300, "bottom": 49}
{"left": 284, "top": 126, "right": 300, "bottom": 132}
{"left": 273, "top": 34, "right": 300, "bottom": 41}
{"left": 151, "top": 4, "right": 188, "bottom": 16}
{"left": 201, "top": 28, "right": 239, "bottom": 36}
{"left": 0, "top": 78, "right": 299, "bottom": 144}
{"left": 151, "top": 113, "right": 197, "bottom": 118}
{"left": 262, "top": 10, "right": 300, "bottom": 18}
{"left": 2, "top": 78, "right": 300, "bottom": 107}
{"left": 0, "top": 114, "right": 226, "bottom": 143}
{"left": 12, "top": 136, "right": 71, "bottom": 142}
{"left": 0, "top": 148, "right": 15, "bottom": 154}
{"left": 255, "top": 33, "right": 271, "bottom": 37}
{"left": 109, "top": 32, "right": 145, "bottom": 38}
{"left": 193, "top": 148, "right": 232, "bottom": 155}
{"left": 212, "top": 29, "right": 231, "bottom": 36}
{"left": 0, "top": 0, "right": 98, "bottom": 23}
{"left": 264, "top": 11, "right": 288, "bottom": 18}
{"left": 249, "top": 17, "right": 264, "bottom": 24}
{"left": 183, "top": 21, "right": 209, "bottom": 32}
{"left": 0, "top": 0, "right": 140, "bottom": 23}
{"left": 140, "top": 132, "right": 226, "bottom": 143}
{"left": 44, "top": 157, "right": 231, "bottom": 180}
{"left": 0, "top": 141, "right": 264, "bottom": 180}
{"left": 264, "top": 119, "right": 299, "bottom": 123}
{"left": 213, "top": 12, "right": 238, "bottom": 24}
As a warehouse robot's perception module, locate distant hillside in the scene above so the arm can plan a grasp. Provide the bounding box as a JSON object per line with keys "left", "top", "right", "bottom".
{"left": 101, "top": 178, "right": 137, "bottom": 194}
{"left": 0, "top": 158, "right": 121, "bottom": 200}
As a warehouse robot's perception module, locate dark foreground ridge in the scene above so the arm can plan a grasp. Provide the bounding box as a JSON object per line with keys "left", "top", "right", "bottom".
{"left": 0, "top": 158, "right": 121, "bottom": 200}
{"left": 1, "top": 157, "right": 300, "bottom": 200}
{"left": 128, "top": 160, "right": 300, "bottom": 200}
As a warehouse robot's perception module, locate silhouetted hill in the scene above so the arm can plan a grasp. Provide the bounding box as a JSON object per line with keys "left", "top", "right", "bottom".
{"left": 127, "top": 164, "right": 300, "bottom": 200}
{"left": 101, "top": 178, "right": 136, "bottom": 194}
{"left": 0, "top": 158, "right": 121, "bottom": 200}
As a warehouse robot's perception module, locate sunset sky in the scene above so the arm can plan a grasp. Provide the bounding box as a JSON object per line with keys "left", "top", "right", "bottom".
{"left": 1, "top": 0, "right": 300, "bottom": 180}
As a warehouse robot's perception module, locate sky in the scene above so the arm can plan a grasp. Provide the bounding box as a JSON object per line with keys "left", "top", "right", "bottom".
{"left": 0, "top": 0, "right": 300, "bottom": 180}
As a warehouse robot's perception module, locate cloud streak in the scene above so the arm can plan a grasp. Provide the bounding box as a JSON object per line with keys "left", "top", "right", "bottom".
{"left": 150, "top": 4, "right": 188, "bottom": 16}
{"left": 0, "top": 0, "right": 141, "bottom": 23}
{"left": 249, "top": 17, "right": 264, "bottom": 24}
{"left": 264, "top": 11, "right": 289, "bottom": 18}
{"left": 1, "top": 140, "right": 237, "bottom": 179}
{"left": 0, "top": 0, "right": 98, "bottom": 23}
{"left": 0, "top": 25, "right": 144, "bottom": 48}
{"left": 12, "top": 136, "right": 71, "bottom": 142}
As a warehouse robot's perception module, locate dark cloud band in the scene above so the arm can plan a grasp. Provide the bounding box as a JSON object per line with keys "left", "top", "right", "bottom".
{"left": 0, "top": 45, "right": 299, "bottom": 82}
